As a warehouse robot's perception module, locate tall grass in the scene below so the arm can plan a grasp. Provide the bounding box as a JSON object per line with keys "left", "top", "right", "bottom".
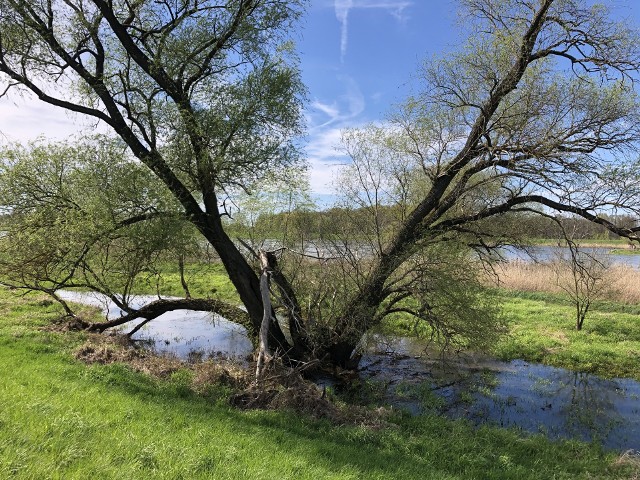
{"left": 489, "top": 261, "right": 640, "bottom": 304}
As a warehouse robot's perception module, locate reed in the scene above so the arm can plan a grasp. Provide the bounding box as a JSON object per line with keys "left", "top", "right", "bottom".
{"left": 489, "top": 261, "right": 640, "bottom": 304}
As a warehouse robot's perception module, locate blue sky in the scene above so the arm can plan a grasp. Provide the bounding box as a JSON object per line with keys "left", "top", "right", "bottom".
{"left": 301, "top": 0, "right": 460, "bottom": 196}
{"left": 1, "top": 0, "right": 640, "bottom": 199}
{"left": 299, "top": 0, "right": 640, "bottom": 198}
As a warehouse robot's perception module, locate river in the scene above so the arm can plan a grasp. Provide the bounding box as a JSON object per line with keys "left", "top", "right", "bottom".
{"left": 353, "top": 336, "right": 640, "bottom": 452}
{"left": 501, "top": 245, "right": 640, "bottom": 268}
{"left": 57, "top": 291, "right": 253, "bottom": 361}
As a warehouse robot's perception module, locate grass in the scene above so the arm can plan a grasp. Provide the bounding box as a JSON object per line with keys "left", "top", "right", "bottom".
{"left": 609, "top": 248, "right": 640, "bottom": 256}
{"left": 119, "top": 261, "right": 241, "bottom": 304}
{"left": 492, "top": 289, "right": 640, "bottom": 380}
{"left": 484, "top": 259, "right": 640, "bottom": 379}
{"left": 529, "top": 238, "right": 631, "bottom": 248}
{"left": 0, "top": 289, "right": 637, "bottom": 478}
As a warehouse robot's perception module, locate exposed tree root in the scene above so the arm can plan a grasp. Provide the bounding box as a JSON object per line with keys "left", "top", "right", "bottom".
{"left": 230, "top": 360, "right": 393, "bottom": 428}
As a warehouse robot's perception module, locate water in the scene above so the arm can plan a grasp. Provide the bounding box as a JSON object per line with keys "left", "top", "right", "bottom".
{"left": 59, "top": 291, "right": 640, "bottom": 451}
{"left": 501, "top": 245, "right": 640, "bottom": 268}
{"left": 353, "top": 336, "right": 640, "bottom": 451}
{"left": 57, "top": 291, "right": 253, "bottom": 361}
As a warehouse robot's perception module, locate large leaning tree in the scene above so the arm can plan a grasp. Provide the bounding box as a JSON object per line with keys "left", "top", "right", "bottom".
{"left": 2, "top": 0, "right": 640, "bottom": 368}
{"left": 0, "top": 0, "right": 309, "bottom": 355}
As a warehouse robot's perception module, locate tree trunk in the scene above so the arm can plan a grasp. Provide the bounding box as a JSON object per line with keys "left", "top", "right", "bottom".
{"left": 86, "top": 297, "right": 252, "bottom": 333}
{"left": 198, "top": 216, "right": 294, "bottom": 355}
{"left": 328, "top": 223, "right": 427, "bottom": 365}
{"left": 255, "top": 250, "right": 274, "bottom": 382}
{"left": 178, "top": 255, "right": 191, "bottom": 299}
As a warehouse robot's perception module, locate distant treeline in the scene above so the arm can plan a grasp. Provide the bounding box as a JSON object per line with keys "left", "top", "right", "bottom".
{"left": 510, "top": 212, "right": 638, "bottom": 241}
{"left": 229, "top": 207, "right": 638, "bottom": 243}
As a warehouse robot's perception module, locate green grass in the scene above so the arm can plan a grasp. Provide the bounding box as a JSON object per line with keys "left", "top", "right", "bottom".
{"left": 132, "top": 261, "right": 241, "bottom": 303}
{"left": 492, "top": 289, "right": 640, "bottom": 380}
{"left": 59, "top": 261, "right": 242, "bottom": 305}
{"left": 0, "top": 289, "right": 636, "bottom": 479}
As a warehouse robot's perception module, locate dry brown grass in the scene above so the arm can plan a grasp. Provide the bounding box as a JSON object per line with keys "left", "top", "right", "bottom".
{"left": 74, "top": 333, "right": 391, "bottom": 427}
{"left": 74, "top": 333, "right": 248, "bottom": 387}
{"left": 612, "top": 450, "right": 640, "bottom": 478}
{"left": 488, "top": 261, "right": 640, "bottom": 304}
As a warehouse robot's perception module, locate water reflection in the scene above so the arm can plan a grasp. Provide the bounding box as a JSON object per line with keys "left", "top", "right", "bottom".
{"left": 357, "top": 336, "right": 640, "bottom": 451}
{"left": 502, "top": 245, "right": 640, "bottom": 268}
{"left": 443, "top": 362, "right": 640, "bottom": 450}
{"left": 57, "top": 291, "right": 254, "bottom": 361}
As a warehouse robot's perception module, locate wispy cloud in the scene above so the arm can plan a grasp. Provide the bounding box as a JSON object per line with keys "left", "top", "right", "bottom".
{"left": 360, "top": 1, "right": 412, "bottom": 20}
{"left": 306, "top": 75, "right": 368, "bottom": 195}
{"left": 308, "top": 74, "right": 365, "bottom": 129}
{"left": 310, "top": 99, "right": 341, "bottom": 120}
{"left": 0, "top": 96, "right": 105, "bottom": 145}
{"left": 334, "top": 0, "right": 412, "bottom": 62}
{"left": 334, "top": 0, "right": 354, "bottom": 63}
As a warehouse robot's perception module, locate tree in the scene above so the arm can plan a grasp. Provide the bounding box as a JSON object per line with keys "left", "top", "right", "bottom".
{"left": 0, "top": 138, "right": 256, "bottom": 324}
{"left": 0, "top": 0, "right": 307, "bottom": 351}
{"left": 553, "top": 225, "right": 610, "bottom": 331}
{"left": 317, "top": 0, "right": 640, "bottom": 365}
{"left": 2, "top": 0, "right": 640, "bottom": 370}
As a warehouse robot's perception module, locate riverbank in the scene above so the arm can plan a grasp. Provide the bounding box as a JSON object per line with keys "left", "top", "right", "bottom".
{"left": 381, "top": 287, "right": 640, "bottom": 381}
{"left": 528, "top": 238, "right": 634, "bottom": 249}
{"left": 1, "top": 288, "right": 638, "bottom": 479}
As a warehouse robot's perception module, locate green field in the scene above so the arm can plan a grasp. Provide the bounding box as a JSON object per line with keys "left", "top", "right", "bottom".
{"left": 0, "top": 287, "right": 638, "bottom": 479}
{"left": 529, "top": 238, "right": 631, "bottom": 247}
{"left": 491, "top": 290, "right": 640, "bottom": 380}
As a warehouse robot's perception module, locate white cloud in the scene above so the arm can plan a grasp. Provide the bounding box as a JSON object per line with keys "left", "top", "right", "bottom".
{"left": 334, "top": 0, "right": 412, "bottom": 61}
{"left": 0, "top": 95, "right": 105, "bottom": 145}
{"left": 306, "top": 127, "right": 348, "bottom": 195}
{"left": 308, "top": 74, "right": 365, "bottom": 130}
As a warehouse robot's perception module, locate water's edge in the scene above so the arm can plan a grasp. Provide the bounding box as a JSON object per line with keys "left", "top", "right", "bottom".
{"left": 58, "top": 290, "right": 640, "bottom": 451}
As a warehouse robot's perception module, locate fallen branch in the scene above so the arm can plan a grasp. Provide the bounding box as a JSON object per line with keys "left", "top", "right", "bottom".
{"left": 86, "top": 297, "right": 253, "bottom": 334}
